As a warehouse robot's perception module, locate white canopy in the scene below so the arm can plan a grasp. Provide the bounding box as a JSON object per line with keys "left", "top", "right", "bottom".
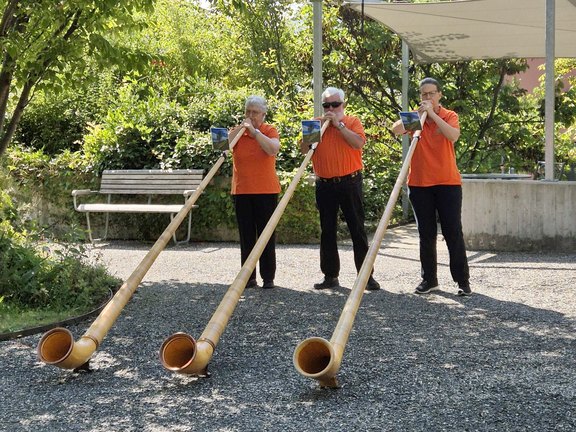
{"left": 349, "top": 0, "right": 576, "bottom": 63}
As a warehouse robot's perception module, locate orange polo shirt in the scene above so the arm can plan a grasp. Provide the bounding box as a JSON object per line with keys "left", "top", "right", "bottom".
{"left": 408, "top": 106, "right": 462, "bottom": 187}
{"left": 231, "top": 123, "right": 281, "bottom": 195}
{"left": 311, "top": 115, "right": 365, "bottom": 178}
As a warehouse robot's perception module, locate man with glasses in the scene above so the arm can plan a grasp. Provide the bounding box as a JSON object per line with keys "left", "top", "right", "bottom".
{"left": 301, "top": 87, "right": 380, "bottom": 291}
{"left": 392, "top": 77, "right": 471, "bottom": 296}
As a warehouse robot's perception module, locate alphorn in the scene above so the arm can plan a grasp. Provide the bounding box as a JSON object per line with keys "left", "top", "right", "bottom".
{"left": 160, "top": 121, "right": 331, "bottom": 375}
{"left": 293, "top": 112, "right": 428, "bottom": 388}
{"left": 36, "top": 128, "right": 246, "bottom": 371}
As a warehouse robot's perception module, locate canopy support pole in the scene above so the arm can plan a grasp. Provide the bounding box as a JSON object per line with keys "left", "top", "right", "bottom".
{"left": 401, "top": 40, "right": 410, "bottom": 218}
{"left": 544, "top": 0, "right": 555, "bottom": 181}
{"left": 313, "top": 0, "right": 323, "bottom": 117}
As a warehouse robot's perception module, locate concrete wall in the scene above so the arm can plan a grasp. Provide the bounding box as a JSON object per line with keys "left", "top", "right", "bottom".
{"left": 462, "top": 180, "right": 576, "bottom": 252}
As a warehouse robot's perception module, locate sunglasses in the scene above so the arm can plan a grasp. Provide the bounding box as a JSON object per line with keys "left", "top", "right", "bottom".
{"left": 322, "top": 101, "right": 344, "bottom": 109}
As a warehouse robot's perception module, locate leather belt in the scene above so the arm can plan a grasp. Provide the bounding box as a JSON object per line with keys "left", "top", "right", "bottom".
{"left": 317, "top": 170, "right": 362, "bottom": 183}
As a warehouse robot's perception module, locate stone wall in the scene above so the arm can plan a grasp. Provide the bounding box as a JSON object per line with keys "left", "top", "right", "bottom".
{"left": 462, "top": 179, "right": 576, "bottom": 252}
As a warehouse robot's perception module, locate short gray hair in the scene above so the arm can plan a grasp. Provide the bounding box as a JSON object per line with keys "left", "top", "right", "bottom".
{"left": 322, "top": 87, "right": 345, "bottom": 102}
{"left": 245, "top": 95, "right": 268, "bottom": 113}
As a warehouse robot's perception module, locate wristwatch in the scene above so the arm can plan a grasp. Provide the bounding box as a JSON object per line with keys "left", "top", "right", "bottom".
{"left": 337, "top": 122, "right": 346, "bottom": 130}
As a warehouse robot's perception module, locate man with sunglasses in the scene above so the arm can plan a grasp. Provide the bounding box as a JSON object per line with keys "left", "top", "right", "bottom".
{"left": 301, "top": 87, "right": 380, "bottom": 291}
{"left": 392, "top": 77, "right": 471, "bottom": 296}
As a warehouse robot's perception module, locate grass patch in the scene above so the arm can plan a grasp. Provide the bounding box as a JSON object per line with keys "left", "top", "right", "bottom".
{"left": 0, "top": 301, "right": 107, "bottom": 334}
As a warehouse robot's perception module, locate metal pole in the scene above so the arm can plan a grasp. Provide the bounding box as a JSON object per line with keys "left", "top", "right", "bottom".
{"left": 312, "top": 0, "right": 323, "bottom": 117}
{"left": 401, "top": 40, "right": 410, "bottom": 218}
{"left": 544, "top": 0, "right": 555, "bottom": 181}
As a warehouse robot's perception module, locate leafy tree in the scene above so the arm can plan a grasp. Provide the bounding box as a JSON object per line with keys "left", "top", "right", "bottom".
{"left": 0, "top": 0, "right": 155, "bottom": 157}
{"left": 208, "top": 0, "right": 309, "bottom": 98}
{"left": 323, "top": 3, "right": 575, "bottom": 178}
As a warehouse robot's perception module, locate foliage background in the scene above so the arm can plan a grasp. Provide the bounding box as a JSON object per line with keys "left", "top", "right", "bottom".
{"left": 2, "top": 0, "right": 576, "bottom": 245}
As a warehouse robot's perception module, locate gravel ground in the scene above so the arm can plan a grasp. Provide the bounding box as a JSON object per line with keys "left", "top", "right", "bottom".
{"left": 1, "top": 224, "right": 575, "bottom": 432}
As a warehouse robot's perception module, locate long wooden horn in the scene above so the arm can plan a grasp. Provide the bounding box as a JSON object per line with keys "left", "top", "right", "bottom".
{"left": 160, "top": 121, "right": 330, "bottom": 375}
{"left": 293, "top": 112, "right": 427, "bottom": 388}
{"left": 36, "top": 129, "right": 246, "bottom": 371}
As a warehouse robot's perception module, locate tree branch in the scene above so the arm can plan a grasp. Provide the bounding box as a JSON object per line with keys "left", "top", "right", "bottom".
{"left": 0, "top": 76, "right": 32, "bottom": 156}
{"left": 0, "top": 0, "right": 20, "bottom": 36}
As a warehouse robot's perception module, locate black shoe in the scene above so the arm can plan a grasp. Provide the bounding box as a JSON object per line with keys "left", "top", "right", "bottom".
{"left": 457, "top": 282, "right": 472, "bottom": 296}
{"left": 314, "top": 277, "right": 339, "bottom": 290}
{"left": 366, "top": 276, "right": 381, "bottom": 291}
{"left": 262, "top": 280, "right": 275, "bottom": 289}
{"left": 246, "top": 279, "right": 258, "bottom": 288}
{"left": 415, "top": 279, "right": 439, "bottom": 294}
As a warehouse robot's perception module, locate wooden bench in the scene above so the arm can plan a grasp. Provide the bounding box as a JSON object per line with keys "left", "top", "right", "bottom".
{"left": 72, "top": 169, "right": 204, "bottom": 244}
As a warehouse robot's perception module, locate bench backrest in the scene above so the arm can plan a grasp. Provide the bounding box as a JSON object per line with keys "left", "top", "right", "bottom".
{"left": 100, "top": 169, "right": 205, "bottom": 195}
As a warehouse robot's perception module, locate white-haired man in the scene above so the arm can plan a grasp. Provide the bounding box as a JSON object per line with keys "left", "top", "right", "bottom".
{"left": 301, "top": 87, "right": 380, "bottom": 291}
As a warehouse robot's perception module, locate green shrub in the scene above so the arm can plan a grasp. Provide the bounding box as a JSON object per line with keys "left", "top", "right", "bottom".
{"left": 0, "top": 211, "right": 118, "bottom": 311}
{"left": 13, "top": 71, "right": 114, "bottom": 155}
{"left": 14, "top": 100, "right": 89, "bottom": 155}
{"left": 81, "top": 82, "right": 260, "bottom": 175}
{"left": 10, "top": 77, "right": 403, "bottom": 244}
{"left": 275, "top": 170, "right": 320, "bottom": 244}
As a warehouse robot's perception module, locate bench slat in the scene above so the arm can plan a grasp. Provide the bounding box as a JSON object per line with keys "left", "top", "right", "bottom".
{"left": 101, "top": 175, "right": 203, "bottom": 181}
{"left": 102, "top": 177, "right": 202, "bottom": 184}
{"left": 100, "top": 182, "right": 200, "bottom": 186}
{"left": 99, "top": 189, "right": 195, "bottom": 195}
{"left": 76, "top": 203, "right": 191, "bottom": 213}
{"left": 103, "top": 169, "right": 204, "bottom": 174}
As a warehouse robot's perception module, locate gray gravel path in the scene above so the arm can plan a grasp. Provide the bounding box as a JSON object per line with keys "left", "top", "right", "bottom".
{"left": 1, "top": 224, "right": 575, "bottom": 431}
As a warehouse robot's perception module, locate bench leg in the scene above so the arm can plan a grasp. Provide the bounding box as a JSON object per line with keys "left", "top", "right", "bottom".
{"left": 102, "top": 212, "right": 110, "bottom": 241}
{"left": 170, "top": 211, "right": 192, "bottom": 245}
{"left": 85, "top": 212, "right": 110, "bottom": 244}
{"left": 85, "top": 213, "right": 95, "bottom": 244}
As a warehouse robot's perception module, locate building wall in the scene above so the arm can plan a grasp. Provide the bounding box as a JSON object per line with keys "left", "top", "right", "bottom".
{"left": 510, "top": 58, "right": 574, "bottom": 92}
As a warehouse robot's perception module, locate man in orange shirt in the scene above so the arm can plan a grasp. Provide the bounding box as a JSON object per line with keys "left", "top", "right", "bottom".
{"left": 392, "top": 77, "right": 471, "bottom": 296}
{"left": 301, "top": 87, "right": 380, "bottom": 291}
{"left": 229, "top": 96, "right": 280, "bottom": 289}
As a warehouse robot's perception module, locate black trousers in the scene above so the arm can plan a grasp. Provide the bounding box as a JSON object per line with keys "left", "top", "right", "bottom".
{"left": 233, "top": 194, "right": 278, "bottom": 282}
{"left": 408, "top": 185, "right": 469, "bottom": 284}
{"left": 315, "top": 173, "right": 370, "bottom": 278}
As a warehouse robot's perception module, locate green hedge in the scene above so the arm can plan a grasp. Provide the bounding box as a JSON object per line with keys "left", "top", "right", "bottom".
{"left": 6, "top": 81, "right": 404, "bottom": 244}
{"left": 2, "top": 148, "right": 323, "bottom": 244}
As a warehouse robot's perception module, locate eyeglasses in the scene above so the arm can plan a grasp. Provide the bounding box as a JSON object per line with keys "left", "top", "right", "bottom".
{"left": 322, "top": 101, "right": 344, "bottom": 109}
{"left": 420, "top": 91, "right": 438, "bottom": 98}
